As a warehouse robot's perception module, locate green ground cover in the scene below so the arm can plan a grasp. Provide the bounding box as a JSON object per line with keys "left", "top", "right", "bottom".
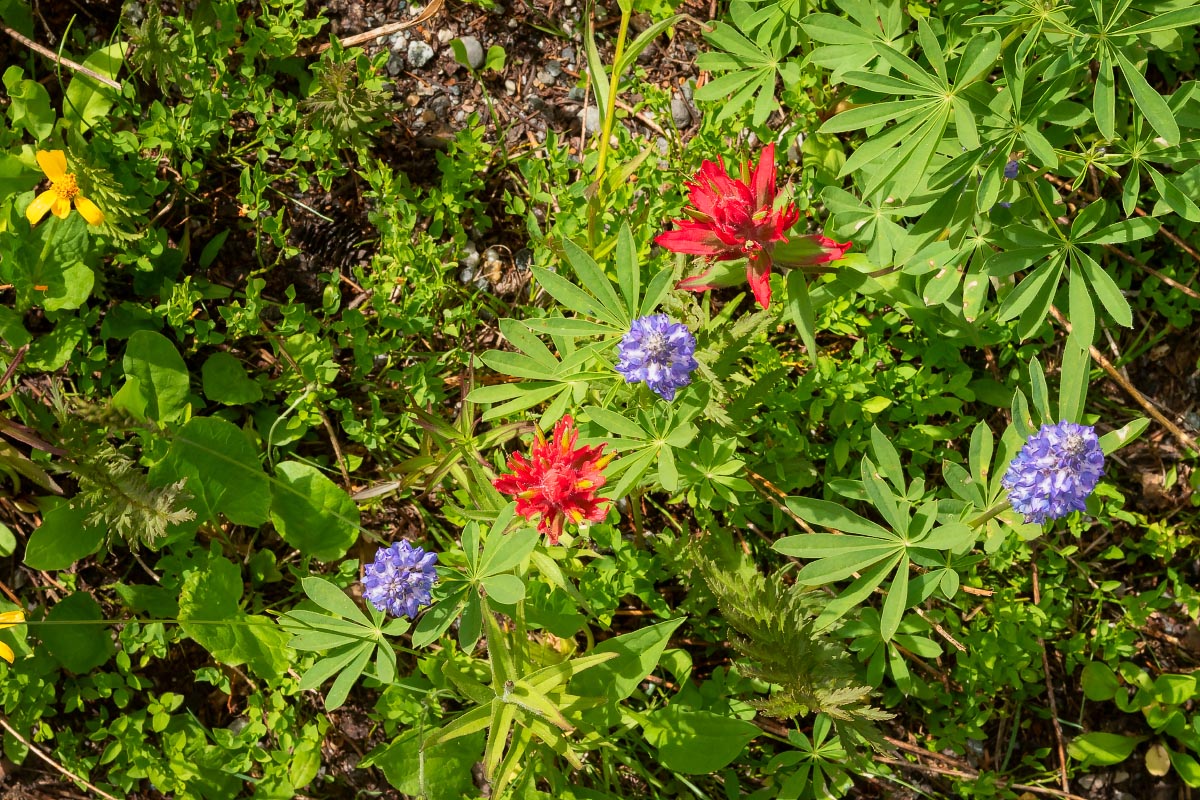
{"left": 1, "top": 0, "right": 1200, "bottom": 797}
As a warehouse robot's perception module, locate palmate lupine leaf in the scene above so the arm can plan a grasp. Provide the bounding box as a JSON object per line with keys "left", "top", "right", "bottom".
{"left": 819, "top": 20, "right": 1000, "bottom": 200}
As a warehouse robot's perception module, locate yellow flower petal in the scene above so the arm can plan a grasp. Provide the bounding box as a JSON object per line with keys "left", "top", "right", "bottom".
{"left": 0, "top": 610, "right": 25, "bottom": 628}
{"left": 74, "top": 195, "right": 104, "bottom": 226}
{"left": 51, "top": 196, "right": 71, "bottom": 219}
{"left": 0, "top": 641, "right": 12, "bottom": 664}
{"left": 37, "top": 149, "right": 68, "bottom": 181}
{"left": 25, "top": 189, "right": 57, "bottom": 225}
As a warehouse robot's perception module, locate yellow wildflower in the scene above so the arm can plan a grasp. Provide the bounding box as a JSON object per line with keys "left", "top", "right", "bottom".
{"left": 26, "top": 150, "right": 104, "bottom": 226}
{"left": 0, "top": 609, "right": 25, "bottom": 663}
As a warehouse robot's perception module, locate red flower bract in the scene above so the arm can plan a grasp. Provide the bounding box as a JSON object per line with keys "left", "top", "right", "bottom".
{"left": 493, "top": 415, "right": 613, "bottom": 544}
{"left": 655, "top": 143, "right": 800, "bottom": 309}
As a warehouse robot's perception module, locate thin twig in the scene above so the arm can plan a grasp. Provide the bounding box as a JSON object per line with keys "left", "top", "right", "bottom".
{"left": 1049, "top": 306, "right": 1199, "bottom": 455}
{"left": 875, "top": 755, "right": 1091, "bottom": 800}
{"left": 310, "top": 0, "right": 444, "bottom": 53}
{"left": 1, "top": 24, "right": 122, "bottom": 91}
{"left": 911, "top": 606, "right": 966, "bottom": 653}
{"left": 1033, "top": 562, "right": 1070, "bottom": 794}
{"left": 0, "top": 715, "right": 121, "bottom": 800}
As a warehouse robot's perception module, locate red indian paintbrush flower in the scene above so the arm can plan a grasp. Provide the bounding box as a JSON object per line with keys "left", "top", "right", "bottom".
{"left": 493, "top": 415, "right": 614, "bottom": 544}
{"left": 656, "top": 143, "right": 850, "bottom": 310}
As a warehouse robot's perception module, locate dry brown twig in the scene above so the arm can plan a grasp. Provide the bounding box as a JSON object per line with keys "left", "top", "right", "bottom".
{"left": 1048, "top": 306, "right": 1199, "bottom": 455}
{"left": 1033, "top": 562, "right": 1071, "bottom": 794}
{"left": 0, "top": 715, "right": 121, "bottom": 800}
{"left": 1, "top": 24, "right": 122, "bottom": 91}
{"left": 310, "top": 0, "right": 445, "bottom": 54}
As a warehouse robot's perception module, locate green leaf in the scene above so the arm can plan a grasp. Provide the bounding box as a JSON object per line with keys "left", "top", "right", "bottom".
{"left": 1067, "top": 732, "right": 1142, "bottom": 766}
{"left": 879, "top": 553, "right": 909, "bottom": 642}
{"left": 1094, "top": 56, "right": 1115, "bottom": 140}
{"left": 781, "top": 497, "right": 892, "bottom": 538}
{"left": 178, "top": 551, "right": 291, "bottom": 680}
{"left": 123, "top": 330, "right": 191, "bottom": 423}
{"left": 1068, "top": 263, "right": 1096, "bottom": 348}
{"left": 301, "top": 577, "right": 372, "bottom": 627}
{"left": 481, "top": 574, "right": 526, "bottom": 604}
{"left": 479, "top": 524, "right": 539, "bottom": 577}
{"left": 795, "top": 545, "right": 899, "bottom": 584}
{"left": 1114, "top": 6, "right": 1200, "bottom": 35}
{"left": 561, "top": 239, "right": 627, "bottom": 326}
{"left": 23, "top": 503, "right": 104, "bottom": 570}
{"left": 201, "top": 352, "right": 263, "bottom": 405}
{"left": 270, "top": 461, "right": 360, "bottom": 561}
{"left": 1059, "top": 340, "right": 1090, "bottom": 423}
{"left": 1080, "top": 217, "right": 1160, "bottom": 244}
{"left": 786, "top": 271, "right": 820, "bottom": 367}
{"left": 41, "top": 592, "right": 114, "bottom": 673}
{"left": 642, "top": 706, "right": 759, "bottom": 774}
{"left": 1075, "top": 251, "right": 1130, "bottom": 327}
{"left": 1099, "top": 418, "right": 1150, "bottom": 454}
{"left": 152, "top": 416, "right": 270, "bottom": 526}
{"left": 1169, "top": 750, "right": 1200, "bottom": 788}
{"left": 820, "top": 99, "right": 931, "bottom": 133}
{"left": 1111, "top": 47, "right": 1179, "bottom": 143}
{"left": 583, "top": 405, "right": 648, "bottom": 439}
{"left": 364, "top": 729, "right": 485, "bottom": 800}
{"left": 572, "top": 617, "right": 685, "bottom": 702}
{"left": 2, "top": 66, "right": 55, "bottom": 139}
{"left": 869, "top": 426, "right": 903, "bottom": 490}
{"left": 324, "top": 643, "right": 373, "bottom": 710}
{"left": 62, "top": 42, "right": 126, "bottom": 132}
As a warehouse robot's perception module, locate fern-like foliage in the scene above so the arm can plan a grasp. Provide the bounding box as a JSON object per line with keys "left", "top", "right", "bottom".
{"left": 56, "top": 405, "right": 194, "bottom": 550}
{"left": 301, "top": 42, "right": 392, "bottom": 150}
{"left": 690, "top": 532, "right": 891, "bottom": 747}
{"left": 124, "top": 1, "right": 190, "bottom": 94}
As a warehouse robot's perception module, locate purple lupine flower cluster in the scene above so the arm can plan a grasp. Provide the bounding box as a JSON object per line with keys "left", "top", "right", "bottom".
{"left": 1001, "top": 421, "right": 1105, "bottom": 524}
{"left": 1003, "top": 159, "right": 1020, "bottom": 180}
{"left": 615, "top": 314, "right": 699, "bottom": 401}
{"left": 362, "top": 541, "right": 438, "bottom": 618}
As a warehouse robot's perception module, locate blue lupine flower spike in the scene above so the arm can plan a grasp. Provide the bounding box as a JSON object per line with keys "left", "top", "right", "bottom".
{"left": 363, "top": 541, "right": 438, "bottom": 618}
{"left": 615, "top": 314, "right": 699, "bottom": 401}
{"left": 1003, "top": 159, "right": 1020, "bottom": 180}
{"left": 1001, "top": 421, "right": 1104, "bottom": 524}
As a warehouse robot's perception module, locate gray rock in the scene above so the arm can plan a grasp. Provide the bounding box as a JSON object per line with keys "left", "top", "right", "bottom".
{"left": 671, "top": 96, "right": 692, "bottom": 127}
{"left": 581, "top": 106, "right": 601, "bottom": 134}
{"left": 457, "top": 35, "right": 484, "bottom": 70}
{"left": 437, "top": 29, "right": 453, "bottom": 44}
{"left": 386, "top": 52, "right": 406, "bottom": 76}
{"left": 568, "top": 86, "right": 585, "bottom": 101}
{"left": 504, "top": 79, "right": 517, "bottom": 95}
{"left": 536, "top": 70, "right": 555, "bottom": 86}
{"left": 546, "top": 61, "right": 562, "bottom": 78}
{"left": 407, "top": 40, "right": 435, "bottom": 68}
{"left": 560, "top": 46, "right": 575, "bottom": 62}
{"left": 681, "top": 81, "right": 694, "bottom": 102}
{"left": 388, "top": 32, "right": 408, "bottom": 50}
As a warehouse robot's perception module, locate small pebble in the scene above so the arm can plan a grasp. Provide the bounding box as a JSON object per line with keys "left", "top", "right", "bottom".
{"left": 458, "top": 35, "right": 484, "bottom": 70}
{"left": 504, "top": 79, "right": 517, "bottom": 95}
{"left": 407, "top": 40, "right": 435, "bottom": 68}
{"left": 437, "top": 29, "right": 453, "bottom": 44}
{"left": 671, "top": 96, "right": 692, "bottom": 127}
{"left": 546, "top": 62, "right": 562, "bottom": 77}
{"left": 568, "top": 86, "right": 585, "bottom": 101}
{"left": 560, "top": 46, "right": 575, "bottom": 61}
{"left": 581, "top": 106, "right": 601, "bottom": 134}
{"left": 536, "top": 70, "right": 555, "bottom": 86}
{"left": 386, "top": 53, "right": 406, "bottom": 76}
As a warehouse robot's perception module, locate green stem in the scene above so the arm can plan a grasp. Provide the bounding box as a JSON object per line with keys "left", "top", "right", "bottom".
{"left": 587, "top": 3, "right": 633, "bottom": 248}
{"left": 1031, "top": 178, "right": 1068, "bottom": 241}
{"left": 969, "top": 499, "right": 1012, "bottom": 529}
